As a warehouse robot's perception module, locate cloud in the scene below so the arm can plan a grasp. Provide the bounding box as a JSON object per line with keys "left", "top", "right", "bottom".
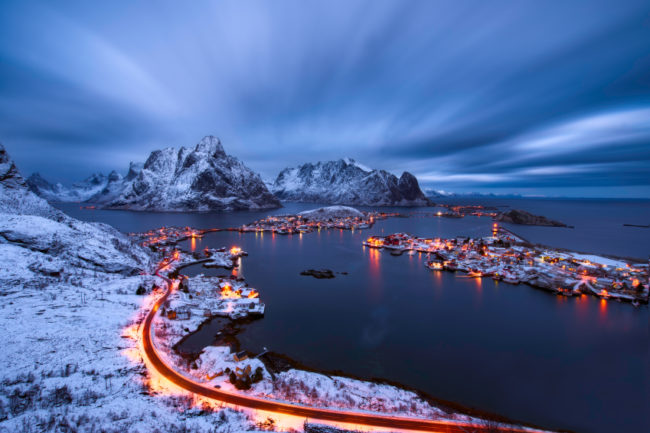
{"left": 0, "top": 0, "right": 648, "bottom": 195}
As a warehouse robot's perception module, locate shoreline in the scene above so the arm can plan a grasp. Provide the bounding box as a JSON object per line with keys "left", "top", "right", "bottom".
{"left": 146, "top": 255, "right": 548, "bottom": 433}
{"left": 174, "top": 314, "right": 557, "bottom": 431}
{"left": 133, "top": 212, "right": 645, "bottom": 433}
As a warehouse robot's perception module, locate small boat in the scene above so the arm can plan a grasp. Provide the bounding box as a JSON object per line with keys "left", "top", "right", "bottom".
{"left": 632, "top": 300, "right": 640, "bottom": 307}
{"left": 466, "top": 269, "right": 482, "bottom": 278}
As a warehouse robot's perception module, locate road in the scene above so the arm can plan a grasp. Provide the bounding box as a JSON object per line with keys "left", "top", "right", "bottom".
{"left": 142, "top": 262, "right": 548, "bottom": 433}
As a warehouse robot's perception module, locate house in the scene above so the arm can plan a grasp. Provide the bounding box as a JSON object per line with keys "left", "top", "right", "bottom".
{"left": 233, "top": 351, "right": 248, "bottom": 362}
{"left": 168, "top": 308, "right": 191, "bottom": 320}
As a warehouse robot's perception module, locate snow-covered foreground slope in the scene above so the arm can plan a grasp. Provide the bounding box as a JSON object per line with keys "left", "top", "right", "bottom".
{"left": 0, "top": 144, "right": 257, "bottom": 432}
{"left": 271, "top": 159, "right": 431, "bottom": 206}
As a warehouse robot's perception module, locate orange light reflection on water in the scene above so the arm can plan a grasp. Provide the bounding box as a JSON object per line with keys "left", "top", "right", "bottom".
{"left": 599, "top": 298, "right": 608, "bottom": 319}
{"left": 368, "top": 247, "right": 380, "bottom": 278}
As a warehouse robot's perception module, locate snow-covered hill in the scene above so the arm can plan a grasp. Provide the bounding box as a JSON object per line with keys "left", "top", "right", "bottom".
{"left": 271, "top": 158, "right": 431, "bottom": 206}
{"left": 298, "top": 205, "right": 365, "bottom": 220}
{"left": 0, "top": 143, "right": 256, "bottom": 432}
{"left": 2, "top": 146, "right": 151, "bottom": 276}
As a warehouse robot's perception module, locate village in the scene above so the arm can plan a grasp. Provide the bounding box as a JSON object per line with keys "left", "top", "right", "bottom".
{"left": 432, "top": 204, "right": 499, "bottom": 219}
{"left": 140, "top": 246, "right": 273, "bottom": 397}
{"left": 145, "top": 243, "right": 473, "bottom": 423}
{"left": 157, "top": 246, "right": 264, "bottom": 320}
{"left": 130, "top": 226, "right": 206, "bottom": 248}
{"left": 128, "top": 207, "right": 400, "bottom": 251}
{"left": 364, "top": 224, "right": 649, "bottom": 305}
{"left": 239, "top": 206, "right": 400, "bottom": 234}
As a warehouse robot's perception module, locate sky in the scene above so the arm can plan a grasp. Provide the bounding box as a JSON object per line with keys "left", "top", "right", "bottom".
{"left": 1, "top": 0, "right": 649, "bottom": 197}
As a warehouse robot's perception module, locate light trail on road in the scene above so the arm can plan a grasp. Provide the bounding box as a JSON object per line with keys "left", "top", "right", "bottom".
{"left": 141, "top": 260, "right": 550, "bottom": 433}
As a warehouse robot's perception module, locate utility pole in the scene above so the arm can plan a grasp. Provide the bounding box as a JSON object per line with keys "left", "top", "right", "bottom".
{"left": 646, "top": 256, "right": 649, "bottom": 302}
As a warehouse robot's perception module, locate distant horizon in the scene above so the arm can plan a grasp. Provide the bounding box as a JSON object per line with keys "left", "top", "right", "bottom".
{"left": 18, "top": 145, "right": 650, "bottom": 201}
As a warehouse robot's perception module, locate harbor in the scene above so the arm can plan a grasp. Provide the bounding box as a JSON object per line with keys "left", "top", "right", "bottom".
{"left": 364, "top": 224, "right": 649, "bottom": 304}
{"left": 117, "top": 203, "right": 648, "bottom": 433}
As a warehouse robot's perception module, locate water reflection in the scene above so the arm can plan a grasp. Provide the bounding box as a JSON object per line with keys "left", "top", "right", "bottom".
{"left": 366, "top": 246, "right": 383, "bottom": 302}
{"left": 233, "top": 257, "right": 242, "bottom": 279}
{"left": 367, "top": 247, "right": 380, "bottom": 277}
{"left": 599, "top": 298, "right": 608, "bottom": 320}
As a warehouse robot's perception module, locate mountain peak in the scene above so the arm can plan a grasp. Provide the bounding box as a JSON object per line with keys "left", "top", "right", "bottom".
{"left": 341, "top": 157, "right": 372, "bottom": 172}
{"left": 102, "top": 137, "right": 279, "bottom": 211}
{"left": 0, "top": 143, "right": 27, "bottom": 189}
{"left": 195, "top": 135, "right": 225, "bottom": 158}
{"left": 272, "top": 158, "right": 431, "bottom": 206}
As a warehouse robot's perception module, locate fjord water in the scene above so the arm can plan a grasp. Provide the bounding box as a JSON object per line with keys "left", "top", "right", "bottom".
{"left": 56, "top": 199, "right": 649, "bottom": 433}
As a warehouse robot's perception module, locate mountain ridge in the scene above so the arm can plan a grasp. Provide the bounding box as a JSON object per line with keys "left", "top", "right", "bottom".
{"left": 271, "top": 158, "right": 431, "bottom": 206}
{"left": 27, "top": 136, "right": 281, "bottom": 212}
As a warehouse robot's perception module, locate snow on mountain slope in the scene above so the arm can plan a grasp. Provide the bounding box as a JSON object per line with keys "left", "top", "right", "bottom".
{"left": 27, "top": 172, "right": 110, "bottom": 202}
{"left": 271, "top": 158, "right": 431, "bottom": 206}
{"left": 27, "top": 137, "right": 280, "bottom": 212}
{"left": 298, "top": 205, "right": 365, "bottom": 220}
{"left": 99, "top": 136, "right": 280, "bottom": 211}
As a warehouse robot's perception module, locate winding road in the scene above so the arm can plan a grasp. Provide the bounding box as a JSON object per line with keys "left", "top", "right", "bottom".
{"left": 142, "top": 262, "right": 548, "bottom": 433}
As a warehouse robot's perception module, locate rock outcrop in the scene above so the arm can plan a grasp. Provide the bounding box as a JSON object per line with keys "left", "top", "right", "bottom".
{"left": 496, "top": 209, "right": 567, "bottom": 227}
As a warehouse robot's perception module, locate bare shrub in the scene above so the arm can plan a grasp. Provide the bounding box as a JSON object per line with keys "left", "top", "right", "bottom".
{"left": 46, "top": 385, "right": 73, "bottom": 407}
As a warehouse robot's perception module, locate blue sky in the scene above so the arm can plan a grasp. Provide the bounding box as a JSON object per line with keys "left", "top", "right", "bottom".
{"left": 1, "top": 0, "right": 649, "bottom": 197}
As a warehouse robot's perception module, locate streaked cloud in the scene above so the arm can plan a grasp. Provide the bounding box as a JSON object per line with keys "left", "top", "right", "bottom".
{"left": 0, "top": 0, "right": 648, "bottom": 196}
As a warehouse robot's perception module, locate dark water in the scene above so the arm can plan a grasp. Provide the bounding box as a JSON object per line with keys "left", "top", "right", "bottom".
{"left": 55, "top": 200, "right": 650, "bottom": 433}
{"left": 435, "top": 197, "right": 650, "bottom": 260}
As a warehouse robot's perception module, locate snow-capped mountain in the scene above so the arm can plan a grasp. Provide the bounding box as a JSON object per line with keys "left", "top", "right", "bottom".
{"left": 271, "top": 158, "right": 431, "bottom": 206}
{"left": 26, "top": 172, "right": 110, "bottom": 202}
{"left": 423, "top": 188, "right": 526, "bottom": 199}
{"left": 101, "top": 136, "right": 280, "bottom": 211}
{"left": 87, "top": 163, "right": 142, "bottom": 204}
{"left": 27, "top": 136, "right": 280, "bottom": 211}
